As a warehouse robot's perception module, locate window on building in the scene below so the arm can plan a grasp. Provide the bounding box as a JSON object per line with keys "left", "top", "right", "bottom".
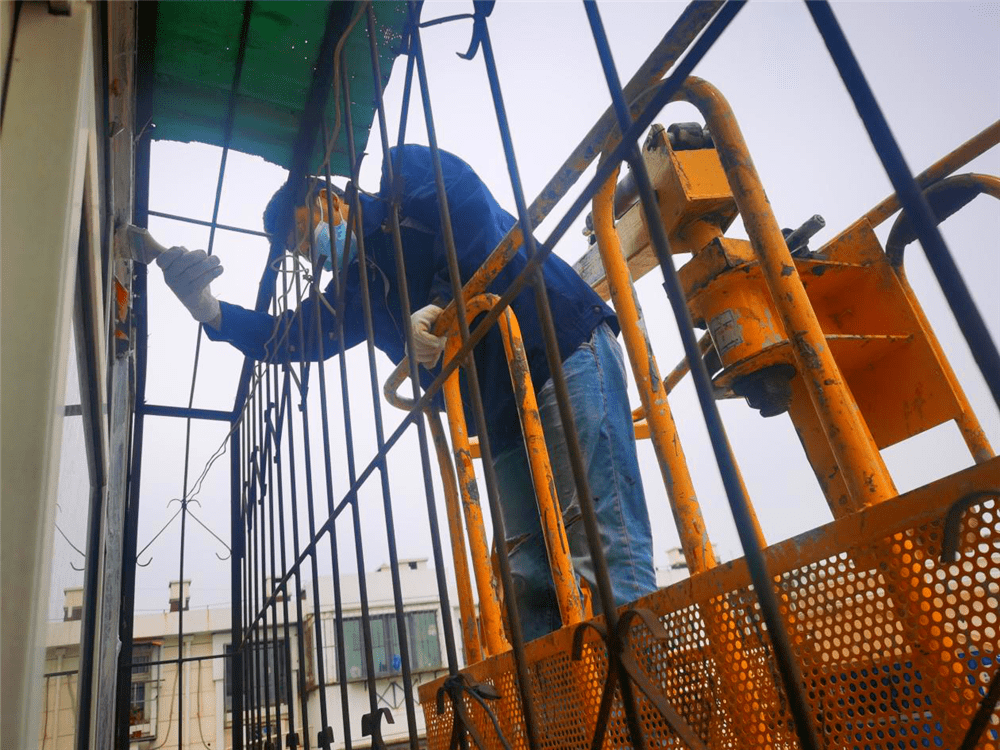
{"left": 129, "top": 643, "right": 158, "bottom": 738}
{"left": 323, "top": 611, "right": 442, "bottom": 682}
{"left": 224, "top": 640, "right": 289, "bottom": 712}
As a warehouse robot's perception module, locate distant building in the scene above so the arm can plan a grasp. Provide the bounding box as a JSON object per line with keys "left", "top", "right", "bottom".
{"left": 655, "top": 547, "right": 691, "bottom": 588}
{"left": 39, "top": 582, "right": 236, "bottom": 750}
{"left": 37, "top": 560, "right": 465, "bottom": 750}
{"left": 302, "top": 558, "right": 465, "bottom": 749}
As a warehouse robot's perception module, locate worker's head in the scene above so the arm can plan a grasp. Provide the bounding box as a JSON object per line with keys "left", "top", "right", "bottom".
{"left": 263, "top": 178, "right": 350, "bottom": 259}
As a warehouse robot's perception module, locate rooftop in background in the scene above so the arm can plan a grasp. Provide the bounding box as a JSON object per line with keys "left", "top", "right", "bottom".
{"left": 147, "top": 1, "right": 409, "bottom": 175}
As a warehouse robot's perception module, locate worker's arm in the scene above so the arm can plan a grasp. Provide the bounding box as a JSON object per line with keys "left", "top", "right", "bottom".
{"left": 157, "top": 246, "right": 354, "bottom": 364}
{"left": 205, "top": 300, "right": 339, "bottom": 363}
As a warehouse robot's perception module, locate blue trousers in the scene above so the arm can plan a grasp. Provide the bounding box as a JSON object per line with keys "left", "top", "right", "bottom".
{"left": 493, "top": 322, "right": 657, "bottom": 641}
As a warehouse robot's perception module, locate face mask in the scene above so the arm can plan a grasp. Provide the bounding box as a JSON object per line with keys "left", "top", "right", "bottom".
{"left": 313, "top": 220, "right": 357, "bottom": 273}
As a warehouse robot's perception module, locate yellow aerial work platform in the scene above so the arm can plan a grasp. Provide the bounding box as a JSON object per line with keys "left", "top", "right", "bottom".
{"left": 398, "top": 79, "right": 1000, "bottom": 750}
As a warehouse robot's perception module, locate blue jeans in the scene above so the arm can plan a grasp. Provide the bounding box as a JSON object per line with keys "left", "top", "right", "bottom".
{"left": 493, "top": 322, "right": 657, "bottom": 641}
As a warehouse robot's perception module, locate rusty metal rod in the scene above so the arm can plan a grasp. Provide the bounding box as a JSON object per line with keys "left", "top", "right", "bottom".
{"left": 472, "top": 294, "right": 585, "bottom": 627}
{"left": 862, "top": 120, "right": 1000, "bottom": 228}
{"left": 427, "top": 410, "right": 484, "bottom": 665}
{"left": 439, "top": 363, "right": 509, "bottom": 657}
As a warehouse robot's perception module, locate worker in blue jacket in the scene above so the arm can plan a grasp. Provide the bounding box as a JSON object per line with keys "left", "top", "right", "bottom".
{"left": 157, "top": 144, "right": 656, "bottom": 641}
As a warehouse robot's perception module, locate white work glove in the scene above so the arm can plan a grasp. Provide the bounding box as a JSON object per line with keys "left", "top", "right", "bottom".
{"left": 156, "top": 247, "right": 223, "bottom": 324}
{"left": 410, "top": 304, "right": 446, "bottom": 368}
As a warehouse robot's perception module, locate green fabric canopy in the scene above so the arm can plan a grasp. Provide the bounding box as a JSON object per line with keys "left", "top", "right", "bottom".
{"left": 149, "top": 1, "right": 408, "bottom": 176}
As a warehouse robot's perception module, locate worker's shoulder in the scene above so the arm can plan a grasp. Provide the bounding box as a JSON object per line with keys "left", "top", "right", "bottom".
{"left": 389, "top": 143, "right": 477, "bottom": 178}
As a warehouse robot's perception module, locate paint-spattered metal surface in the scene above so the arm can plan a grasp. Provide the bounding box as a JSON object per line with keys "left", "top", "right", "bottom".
{"left": 149, "top": 1, "right": 407, "bottom": 173}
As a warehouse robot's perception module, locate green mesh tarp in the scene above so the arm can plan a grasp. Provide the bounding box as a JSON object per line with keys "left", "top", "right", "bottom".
{"left": 149, "top": 1, "right": 408, "bottom": 176}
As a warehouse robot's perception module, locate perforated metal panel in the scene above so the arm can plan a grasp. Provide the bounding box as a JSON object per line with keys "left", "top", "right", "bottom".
{"left": 420, "top": 463, "right": 1000, "bottom": 749}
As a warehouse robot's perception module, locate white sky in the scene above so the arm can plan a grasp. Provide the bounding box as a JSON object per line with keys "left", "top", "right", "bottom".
{"left": 49, "top": 1, "right": 1000, "bottom": 620}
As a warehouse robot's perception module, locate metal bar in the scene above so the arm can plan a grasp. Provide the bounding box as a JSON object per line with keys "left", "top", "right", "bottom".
{"left": 583, "top": 3, "right": 821, "bottom": 749}
{"left": 806, "top": 0, "right": 1000, "bottom": 409}
{"left": 113, "top": 19, "right": 154, "bottom": 734}
{"left": 337, "top": 78, "right": 389, "bottom": 728}
{"left": 592, "top": 162, "right": 726, "bottom": 571}
{"left": 275, "top": 366, "right": 313, "bottom": 749}
{"left": 174, "top": 8, "right": 254, "bottom": 744}
{"left": 426, "top": 410, "right": 483, "bottom": 665}
{"left": 176, "top": 499, "right": 189, "bottom": 744}
{"left": 958, "top": 665, "right": 1000, "bottom": 750}
{"left": 250, "top": 373, "right": 274, "bottom": 748}
{"left": 49, "top": 652, "right": 259, "bottom": 683}
{"left": 321, "top": 95, "right": 382, "bottom": 746}
{"left": 263, "top": 359, "right": 295, "bottom": 747}
{"left": 141, "top": 404, "right": 234, "bottom": 421}
{"left": 244, "top": 407, "right": 262, "bottom": 746}
{"left": 284, "top": 263, "right": 333, "bottom": 743}
{"left": 305, "top": 122, "right": 353, "bottom": 748}
{"left": 440, "top": 363, "right": 508, "bottom": 656}
{"left": 477, "top": 294, "right": 585, "bottom": 625}
{"left": 365, "top": 9, "right": 449, "bottom": 745}
{"left": 230, "top": 426, "right": 245, "bottom": 750}
{"left": 147, "top": 209, "right": 269, "bottom": 238}
{"left": 74, "top": 209, "right": 111, "bottom": 750}
{"left": 266, "top": 351, "right": 299, "bottom": 748}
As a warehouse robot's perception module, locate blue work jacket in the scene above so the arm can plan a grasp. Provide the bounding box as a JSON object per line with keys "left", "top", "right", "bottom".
{"left": 206, "top": 145, "right": 617, "bottom": 455}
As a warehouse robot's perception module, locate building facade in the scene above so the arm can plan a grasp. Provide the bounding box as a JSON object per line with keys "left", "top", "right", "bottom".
{"left": 37, "top": 560, "right": 465, "bottom": 750}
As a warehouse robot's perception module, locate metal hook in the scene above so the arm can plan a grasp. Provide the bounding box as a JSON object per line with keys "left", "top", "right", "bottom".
{"left": 941, "top": 488, "right": 998, "bottom": 562}
{"left": 136, "top": 555, "right": 153, "bottom": 568}
{"left": 70, "top": 561, "right": 85, "bottom": 572}
{"left": 187, "top": 509, "right": 233, "bottom": 561}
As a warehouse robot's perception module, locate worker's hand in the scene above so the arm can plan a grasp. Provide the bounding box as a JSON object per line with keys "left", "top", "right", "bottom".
{"left": 410, "top": 304, "right": 446, "bottom": 368}
{"left": 156, "top": 247, "right": 223, "bottom": 326}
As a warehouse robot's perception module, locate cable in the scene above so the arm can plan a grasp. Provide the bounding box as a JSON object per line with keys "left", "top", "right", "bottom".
{"left": 41, "top": 672, "right": 50, "bottom": 749}
{"left": 148, "top": 652, "right": 179, "bottom": 750}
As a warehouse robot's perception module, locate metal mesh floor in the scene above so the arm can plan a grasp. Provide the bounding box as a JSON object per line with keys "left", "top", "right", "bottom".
{"left": 420, "top": 461, "right": 1000, "bottom": 749}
